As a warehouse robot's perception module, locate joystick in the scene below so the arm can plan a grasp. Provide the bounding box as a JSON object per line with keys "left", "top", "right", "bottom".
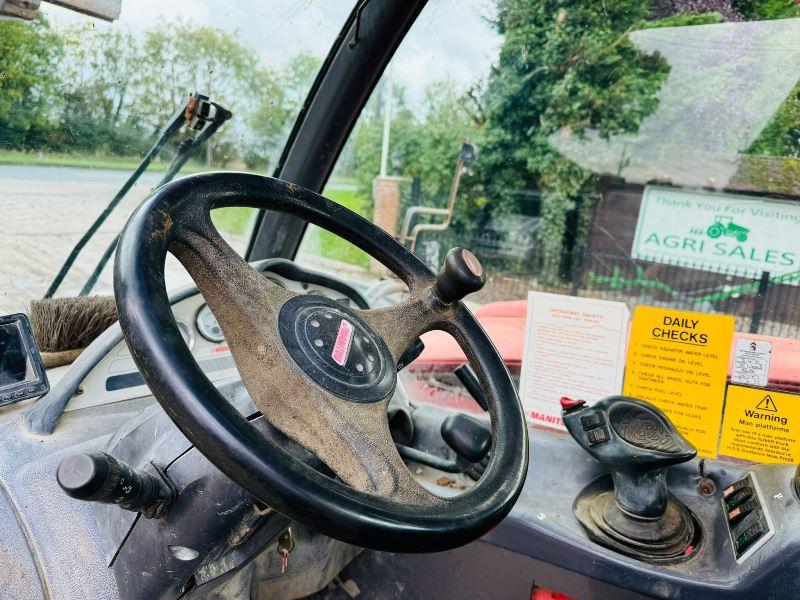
{"left": 562, "top": 396, "right": 698, "bottom": 560}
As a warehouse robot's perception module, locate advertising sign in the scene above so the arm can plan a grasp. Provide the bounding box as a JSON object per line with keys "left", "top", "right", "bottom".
{"left": 632, "top": 186, "right": 800, "bottom": 282}
{"left": 623, "top": 306, "right": 735, "bottom": 458}
{"left": 519, "top": 292, "right": 629, "bottom": 430}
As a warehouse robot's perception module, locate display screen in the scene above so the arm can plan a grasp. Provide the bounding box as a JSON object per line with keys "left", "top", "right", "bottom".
{"left": 0, "top": 322, "right": 35, "bottom": 386}
{"left": 0, "top": 314, "right": 48, "bottom": 405}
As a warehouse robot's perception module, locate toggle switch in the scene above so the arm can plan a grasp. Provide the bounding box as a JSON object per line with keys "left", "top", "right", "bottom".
{"left": 722, "top": 478, "right": 750, "bottom": 500}
{"left": 725, "top": 488, "right": 753, "bottom": 511}
{"left": 580, "top": 412, "right": 605, "bottom": 430}
{"left": 734, "top": 519, "right": 767, "bottom": 555}
{"left": 727, "top": 499, "right": 758, "bottom": 524}
{"left": 586, "top": 427, "right": 609, "bottom": 446}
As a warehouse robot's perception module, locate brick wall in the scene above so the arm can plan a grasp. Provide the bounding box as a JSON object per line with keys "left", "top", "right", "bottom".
{"left": 371, "top": 176, "right": 404, "bottom": 273}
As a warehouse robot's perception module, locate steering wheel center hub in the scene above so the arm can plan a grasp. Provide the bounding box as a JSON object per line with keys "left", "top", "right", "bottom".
{"left": 278, "top": 295, "right": 395, "bottom": 403}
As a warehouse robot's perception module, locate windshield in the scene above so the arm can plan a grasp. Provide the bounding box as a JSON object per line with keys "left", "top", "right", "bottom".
{"left": 0, "top": 0, "right": 352, "bottom": 313}
{"left": 295, "top": 1, "right": 800, "bottom": 447}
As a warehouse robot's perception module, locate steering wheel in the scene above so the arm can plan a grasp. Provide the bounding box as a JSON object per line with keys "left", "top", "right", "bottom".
{"left": 114, "top": 172, "right": 528, "bottom": 552}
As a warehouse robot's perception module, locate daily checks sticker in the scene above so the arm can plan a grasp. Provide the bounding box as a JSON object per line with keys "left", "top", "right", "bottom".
{"left": 624, "top": 306, "right": 735, "bottom": 458}
{"left": 720, "top": 386, "right": 800, "bottom": 463}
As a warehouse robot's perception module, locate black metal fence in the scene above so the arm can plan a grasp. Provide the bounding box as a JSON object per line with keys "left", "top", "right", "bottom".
{"left": 578, "top": 252, "right": 800, "bottom": 338}
{"left": 415, "top": 233, "right": 800, "bottom": 338}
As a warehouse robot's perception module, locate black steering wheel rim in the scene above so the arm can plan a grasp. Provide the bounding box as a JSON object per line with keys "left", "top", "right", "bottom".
{"left": 114, "top": 172, "right": 528, "bottom": 552}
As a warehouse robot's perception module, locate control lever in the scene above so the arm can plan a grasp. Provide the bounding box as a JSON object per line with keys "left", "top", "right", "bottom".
{"left": 562, "top": 396, "right": 696, "bottom": 517}
{"left": 563, "top": 396, "right": 698, "bottom": 560}
{"left": 454, "top": 364, "right": 489, "bottom": 411}
{"left": 441, "top": 413, "right": 491, "bottom": 463}
{"left": 57, "top": 451, "right": 176, "bottom": 518}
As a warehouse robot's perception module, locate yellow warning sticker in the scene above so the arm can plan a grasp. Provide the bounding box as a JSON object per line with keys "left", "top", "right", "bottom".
{"left": 720, "top": 386, "right": 800, "bottom": 463}
{"left": 623, "top": 306, "right": 735, "bottom": 458}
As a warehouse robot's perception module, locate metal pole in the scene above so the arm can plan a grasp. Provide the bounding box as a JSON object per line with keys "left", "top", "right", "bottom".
{"left": 379, "top": 69, "right": 393, "bottom": 178}
{"left": 749, "top": 270, "right": 770, "bottom": 334}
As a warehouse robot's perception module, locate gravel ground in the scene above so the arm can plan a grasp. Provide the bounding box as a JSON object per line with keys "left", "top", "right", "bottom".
{"left": 0, "top": 165, "right": 247, "bottom": 314}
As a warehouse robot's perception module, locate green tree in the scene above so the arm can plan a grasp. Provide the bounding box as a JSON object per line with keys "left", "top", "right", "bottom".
{"left": 475, "top": 0, "right": 670, "bottom": 282}
{"left": 0, "top": 16, "right": 63, "bottom": 149}
{"left": 133, "top": 21, "right": 266, "bottom": 163}
{"left": 348, "top": 79, "right": 478, "bottom": 217}
{"left": 747, "top": 85, "right": 800, "bottom": 158}
{"left": 733, "top": 0, "right": 800, "bottom": 19}
{"left": 742, "top": 0, "right": 800, "bottom": 159}
{"left": 245, "top": 54, "right": 321, "bottom": 170}
{"left": 56, "top": 24, "right": 146, "bottom": 154}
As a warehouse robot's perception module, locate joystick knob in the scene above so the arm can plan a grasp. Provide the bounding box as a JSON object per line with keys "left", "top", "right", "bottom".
{"left": 433, "top": 248, "right": 486, "bottom": 304}
{"left": 564, "top": 396, "right": 698, "bottom": 560}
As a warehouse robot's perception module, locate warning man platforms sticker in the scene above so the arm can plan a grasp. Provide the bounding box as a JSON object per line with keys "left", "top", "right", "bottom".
{"left": 719, "top": 386, "right": 800, "bottom": 463}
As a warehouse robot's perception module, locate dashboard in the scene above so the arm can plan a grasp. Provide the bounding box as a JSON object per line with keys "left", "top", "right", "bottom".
{"left": 60, "top": 259, "right": 369, "bottom": 413}
{"left": 16, "top": 258, "right": 799, "bottom": 599}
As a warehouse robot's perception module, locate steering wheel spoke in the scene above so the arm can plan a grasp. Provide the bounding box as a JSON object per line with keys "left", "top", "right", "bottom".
{"left": 360, "top": 291, "right": 453, "bottom": 363}
{"left": 170, "top": 208, "right": 295, "bottom": 361}
{"left": 267, "top": 386, "right": 439, "bottom": 502}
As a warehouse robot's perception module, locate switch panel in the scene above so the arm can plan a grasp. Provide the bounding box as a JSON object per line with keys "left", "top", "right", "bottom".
{"left": 721, "top": 473, "right": 774, "bottom": 564}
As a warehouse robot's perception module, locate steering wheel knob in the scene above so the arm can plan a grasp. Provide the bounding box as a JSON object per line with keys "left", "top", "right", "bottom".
{"left": 433, "top": 247, "right": 486, "bottom": 304}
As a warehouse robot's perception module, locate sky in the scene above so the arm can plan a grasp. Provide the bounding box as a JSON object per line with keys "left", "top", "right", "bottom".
{"left": 42, "top": 0, "right": 502, "bottom": 107}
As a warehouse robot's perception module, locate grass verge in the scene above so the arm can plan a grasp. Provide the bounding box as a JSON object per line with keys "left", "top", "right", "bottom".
{"left": 0, "top": 149, "right": 213, "bottom": 172}
{"left": 209, "top": 187, "right": 372, "bottom": 269}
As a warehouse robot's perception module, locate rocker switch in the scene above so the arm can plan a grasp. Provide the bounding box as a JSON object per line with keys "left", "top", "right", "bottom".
{"left": 581, "top": 412, "right": 605, "bottom": 430}
{"left": 734, "top": 519, "right": 768, "bottom": 555}
{"left": 728, "top": 500, "right": 758, "bottom": 525}
{"left": 725, "top": 488, "right": 753, "bottom": 511}
{"left": 586, "top": 427, "right": 609, "bottom": 446}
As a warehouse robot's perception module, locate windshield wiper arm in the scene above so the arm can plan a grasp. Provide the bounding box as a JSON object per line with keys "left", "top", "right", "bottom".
{"left": 43, "top": 92, "right": 231, "bottom": 299}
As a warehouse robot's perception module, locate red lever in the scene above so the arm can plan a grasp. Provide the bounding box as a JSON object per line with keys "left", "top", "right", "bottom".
{"left": 559, "top": 397, "right": 586, "bottom": 411}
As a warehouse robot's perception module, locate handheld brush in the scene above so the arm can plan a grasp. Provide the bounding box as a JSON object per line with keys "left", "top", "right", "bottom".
{"left": 28, "top": 296, "right": 117, "bottom": 368}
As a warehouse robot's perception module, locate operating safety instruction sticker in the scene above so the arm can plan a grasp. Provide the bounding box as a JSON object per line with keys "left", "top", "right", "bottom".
{"left": 720, "top": 386, "right": 800, "bottom": 463}
{"left": 519, "top": 292, "right": 629, "bottom": 430}
{"left": 623, "top": 306, "right": 735, "bottom": 458}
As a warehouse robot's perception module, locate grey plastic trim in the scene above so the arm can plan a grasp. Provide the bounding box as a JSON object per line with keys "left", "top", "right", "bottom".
{"left": 23, "top": 285, "right": 199, "bottom": 436}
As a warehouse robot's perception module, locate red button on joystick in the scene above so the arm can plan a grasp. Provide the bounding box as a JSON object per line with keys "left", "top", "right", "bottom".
{"left": 560, "top": 397, "right": 586, "bottom": 411}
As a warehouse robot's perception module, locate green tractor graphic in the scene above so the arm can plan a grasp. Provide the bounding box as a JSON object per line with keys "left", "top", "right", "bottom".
{"left": 706, "top": 216, "right": 749, "bottom": 242}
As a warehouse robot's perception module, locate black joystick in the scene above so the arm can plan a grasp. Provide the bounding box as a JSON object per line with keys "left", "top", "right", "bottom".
{"left": 433, "top": 247, "right": 486, "bottom": 304}
{"left": 57, "top": 451, "right": 176, "bottom": 519}
{"left": 562, "top": 396, "right": 697, "bottom": 560}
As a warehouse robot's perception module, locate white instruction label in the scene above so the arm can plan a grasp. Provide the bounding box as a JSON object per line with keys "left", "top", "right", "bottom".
{"left": 731, "top": 338, "right": 772, "bottom": 388}
{"left": 519, "top": 292, "right": 629, "bottom": 430}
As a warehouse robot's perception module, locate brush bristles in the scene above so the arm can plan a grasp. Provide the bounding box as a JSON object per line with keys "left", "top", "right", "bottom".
{"left": 28, "top": 296, "right": 118, "bottom": 353}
